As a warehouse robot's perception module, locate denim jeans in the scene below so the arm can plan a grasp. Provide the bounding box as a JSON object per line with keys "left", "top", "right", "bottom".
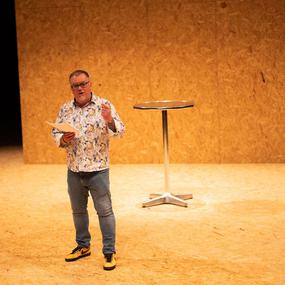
{"left": 67, "top": 168, "right": 116, "bottom": 254}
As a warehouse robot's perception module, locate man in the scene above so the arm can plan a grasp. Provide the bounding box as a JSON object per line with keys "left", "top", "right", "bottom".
{"left": 51, "top": 70, "right": 125, "bottom": 270}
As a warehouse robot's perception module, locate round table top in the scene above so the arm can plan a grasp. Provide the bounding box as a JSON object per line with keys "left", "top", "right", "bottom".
{"left": 133, "top": 100, "right": 194, "bottom": 110}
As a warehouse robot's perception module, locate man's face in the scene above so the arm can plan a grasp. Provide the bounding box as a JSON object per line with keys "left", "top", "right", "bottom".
{"left": 70, "top": 73, "right": 92, "bottom": 107}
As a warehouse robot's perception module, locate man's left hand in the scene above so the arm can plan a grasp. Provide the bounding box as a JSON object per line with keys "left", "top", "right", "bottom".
{"left": 101, "top": 104, "right": 113, "bottom": 123}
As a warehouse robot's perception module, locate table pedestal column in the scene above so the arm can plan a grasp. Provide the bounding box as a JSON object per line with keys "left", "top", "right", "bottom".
{"left": 142, "top": 110, "right": 193, "bottom": 208}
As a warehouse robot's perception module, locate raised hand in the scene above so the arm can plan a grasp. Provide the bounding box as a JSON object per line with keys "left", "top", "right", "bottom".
{"left": 101, "top": 104, "right": 113, "bottom": 123}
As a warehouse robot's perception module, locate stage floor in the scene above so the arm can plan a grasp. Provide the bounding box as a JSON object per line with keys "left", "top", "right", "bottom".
{"left": 0, "top": 146, "right": 285, "bottom": 285}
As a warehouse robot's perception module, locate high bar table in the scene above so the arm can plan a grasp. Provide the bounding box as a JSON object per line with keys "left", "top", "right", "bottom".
{"left": 133, "top": 100, "right": 195, "bottom": 207}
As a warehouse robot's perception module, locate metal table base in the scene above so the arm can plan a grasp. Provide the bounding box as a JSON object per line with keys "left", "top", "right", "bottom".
{"left": 134, "top": 101, "right": 194, "bottom": 208}
{"left": 143, "top": 192, "right": 193, "bottom": 208}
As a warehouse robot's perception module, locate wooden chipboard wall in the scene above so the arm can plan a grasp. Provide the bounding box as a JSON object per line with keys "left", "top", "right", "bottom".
{"left": 15, "top": 0, "right": 285, "bottom": 163}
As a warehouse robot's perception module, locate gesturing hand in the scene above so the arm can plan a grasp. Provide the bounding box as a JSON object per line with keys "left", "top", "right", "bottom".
{"left": 101, "top": 104, "right": 113, "bottom": 123}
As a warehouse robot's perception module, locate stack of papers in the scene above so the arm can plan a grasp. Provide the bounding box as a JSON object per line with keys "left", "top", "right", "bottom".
{"left": 46, "top": 121, "right": 80, "bottom": 137}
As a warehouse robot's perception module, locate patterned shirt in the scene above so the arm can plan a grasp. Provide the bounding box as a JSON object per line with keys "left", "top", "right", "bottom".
{"left": 52, "top": 94, "right": 125, "bottom": 172}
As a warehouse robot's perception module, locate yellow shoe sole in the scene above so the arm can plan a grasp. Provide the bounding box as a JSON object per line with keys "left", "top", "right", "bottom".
{"left": 103, "top": 263, "right": 116, "bottom": 271}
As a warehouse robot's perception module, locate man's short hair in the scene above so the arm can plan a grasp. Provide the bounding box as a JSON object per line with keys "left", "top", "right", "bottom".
{"left": 69, "top": 70, "right": 89, "bottom": 81}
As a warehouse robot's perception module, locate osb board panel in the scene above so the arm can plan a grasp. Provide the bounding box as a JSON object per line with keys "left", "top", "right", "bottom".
{"left": 216, "top": 0, "right": 285, "bottom": 162}
{"left": 16, "top": 0, "right": 150, "bottom": 164}
{"left": 146, "top": 0, "right": 220, "bottom": 163}
{"left": 15, "top": 0, "right": 285, "bottom": 163}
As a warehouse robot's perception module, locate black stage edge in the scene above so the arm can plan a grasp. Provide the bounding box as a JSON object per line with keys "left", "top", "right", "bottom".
{"left": 0, "top": 0, "right": 22, "bottom": 146}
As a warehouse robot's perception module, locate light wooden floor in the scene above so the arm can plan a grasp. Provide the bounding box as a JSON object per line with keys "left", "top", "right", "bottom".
{"left": 0, "top": 146, "right": 285, "bottom": 285}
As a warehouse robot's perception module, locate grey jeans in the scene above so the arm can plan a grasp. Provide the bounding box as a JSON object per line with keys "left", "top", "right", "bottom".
{"left": 67, "top": 168, "right": 115, "bottom": 254}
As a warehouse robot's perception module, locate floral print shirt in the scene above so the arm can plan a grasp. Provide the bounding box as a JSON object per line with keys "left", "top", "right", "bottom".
{"left": 52, "top": 94, "right": 125, "bottom": 172}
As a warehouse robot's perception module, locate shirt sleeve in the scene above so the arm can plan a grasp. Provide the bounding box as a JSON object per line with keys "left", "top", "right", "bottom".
{"left": 107, "top": 101, "right": 125, "bottom": 137}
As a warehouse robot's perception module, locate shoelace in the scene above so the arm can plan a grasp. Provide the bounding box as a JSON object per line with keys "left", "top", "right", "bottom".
{"left": 71, "top": 246, "right": 83, "bottom": 254}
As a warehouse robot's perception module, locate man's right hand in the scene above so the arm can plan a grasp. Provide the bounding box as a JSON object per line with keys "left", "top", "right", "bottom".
{"left": 61, "top": 132, "right": 75, "bottom": 145}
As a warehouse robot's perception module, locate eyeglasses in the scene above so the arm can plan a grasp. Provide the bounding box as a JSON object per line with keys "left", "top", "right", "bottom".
{"left": 71, "top": 81, "right": 90, "bottom": 89}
